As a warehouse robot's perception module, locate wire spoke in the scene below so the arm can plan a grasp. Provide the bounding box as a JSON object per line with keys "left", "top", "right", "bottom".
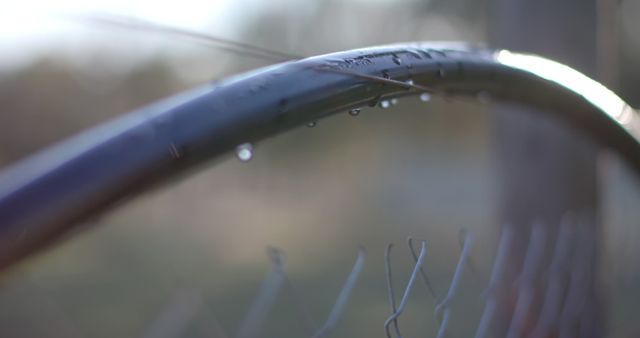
{"left": 74, "top": 14, "right": 301, "bottom": 62}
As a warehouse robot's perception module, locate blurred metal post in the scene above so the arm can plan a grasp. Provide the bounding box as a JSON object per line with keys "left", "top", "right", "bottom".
{"left": 490, "top": 0, "right": 613, "bottom": 336}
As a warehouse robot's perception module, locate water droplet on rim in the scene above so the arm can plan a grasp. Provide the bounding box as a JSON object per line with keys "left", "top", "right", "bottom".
{"left": 307, "top": 121, "right": 317, "bottom": 128}
{"left": 349, "top": 108, "right": 361, "bottom": 116}
{"left": 406, "top": 79, "right": 414, "bottom": 86}
{"left": 390, "top": 98, "right": 398, "bottom": 106}
{"left": 379, "top": 100, "right": 391, "bottom": 109}
{"left": 420, "top": 93, "right": 432, "bottom": 102}
{"left": 235, "top": 143, "right": 254, "bottom": 162}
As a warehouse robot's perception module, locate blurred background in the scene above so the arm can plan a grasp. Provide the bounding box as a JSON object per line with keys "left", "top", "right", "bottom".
{"left": 1, "top": 0, "right": 640, "bottom": 337}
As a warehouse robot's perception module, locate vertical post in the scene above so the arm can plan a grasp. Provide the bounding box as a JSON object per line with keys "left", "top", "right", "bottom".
{"left": 490, "top": 0, "right": 607, "bottom": 336}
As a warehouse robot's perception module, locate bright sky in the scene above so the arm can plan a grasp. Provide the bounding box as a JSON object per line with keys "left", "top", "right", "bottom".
{"left": 1, "top": 0, "right": 237, "bottom": 36}
{"left": 0, "top": 0, "right": 268, "bottom": 70}
{"left": 0, "top": 0, "right": 400, "bottom": 68}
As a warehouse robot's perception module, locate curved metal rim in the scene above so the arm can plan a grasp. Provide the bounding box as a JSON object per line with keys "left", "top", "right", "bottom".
{"left": 0, "top": 42, "right": 638, "bottom": 271}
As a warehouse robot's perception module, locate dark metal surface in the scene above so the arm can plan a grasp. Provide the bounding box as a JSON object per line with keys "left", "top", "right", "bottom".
{"left": 0, "top": 42, "right": 638, "bottom": 271}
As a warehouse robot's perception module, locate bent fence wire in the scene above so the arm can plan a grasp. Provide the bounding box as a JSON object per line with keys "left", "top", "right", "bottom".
{"left": 135, "top": 219, "right": 600, "bottom": 338}
{"left": 11, "top": 219, "right": 598, "bottom": 338}
{"left": 147, "top": 235, "right": 464, "bottom": 338}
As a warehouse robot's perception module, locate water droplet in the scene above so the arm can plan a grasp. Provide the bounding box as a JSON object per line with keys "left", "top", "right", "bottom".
{"left": 349, "top": 108, "right": 361, "bottom": 116}
{"left": 420, "top": 93, "right": 432, "bottom": 102}
{"left": 235, "top": 143, "right": 254, "bottom": 162}
{"left": 390, "top": 98, "right": 398, "bottom": 106}
{"left": 392, "top": 55, "right": 402, "bottom": 65}
{"left": 307, "top": 121, "right": 317, "bottom": 128}
{"left": 379, "top": 100, "right": 391, "bottom": 109}
{"left": 405, "top": 79, "right": 414, "bottom": 86}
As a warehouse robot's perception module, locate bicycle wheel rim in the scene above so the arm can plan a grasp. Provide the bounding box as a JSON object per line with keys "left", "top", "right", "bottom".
{"left": 0, "top": 42, "right": 638, "bottom": 271}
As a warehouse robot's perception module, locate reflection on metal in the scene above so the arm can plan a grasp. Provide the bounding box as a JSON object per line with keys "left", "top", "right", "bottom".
{"left": 495, "top": 50, "right": 640, "bottom": 140}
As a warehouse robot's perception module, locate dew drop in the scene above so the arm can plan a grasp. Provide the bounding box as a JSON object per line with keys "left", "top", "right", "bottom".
{"left": 235, "top": 143, "right": 254, "bottom": 162}
{"left": 349, "top": 108, "right": 361, "bottom": 116}
{"left": 390, "top": 98, "right": 398, "bottom": 106}
{"left": 392, "top": 55, "right": 402, "bottom": 65}
{"left": 405, "top": 79, "right": 414, "bottom": 86}
{"left": 420, "top": 93, "right": 432, "bottom": 102}
{"left": 379, "top": 100, "right": 391, "bottom": 109}
{"left": 307, "top": 121, "right": 317, "bottom": 128}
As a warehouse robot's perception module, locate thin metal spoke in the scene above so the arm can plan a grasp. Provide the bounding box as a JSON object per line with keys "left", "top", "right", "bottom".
{"left": 74, "top": 14, "right": 301, "bottom": 62}
{"left": 315, "top": 66, "right": 435, "bottom": 93}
